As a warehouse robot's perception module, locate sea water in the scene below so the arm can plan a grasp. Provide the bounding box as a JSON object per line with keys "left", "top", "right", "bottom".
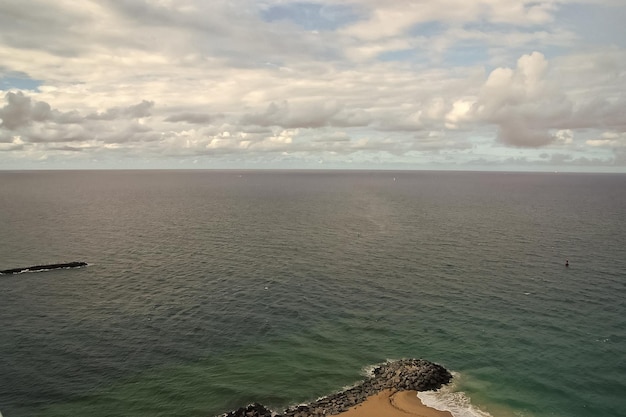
{"left": 0, "top": 170, "right": 624, "bottom": 417}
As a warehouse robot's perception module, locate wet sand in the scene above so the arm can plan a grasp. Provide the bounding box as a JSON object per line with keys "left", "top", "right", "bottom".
{"left": 332, "top": 390, "right": 453, "bottom": 417}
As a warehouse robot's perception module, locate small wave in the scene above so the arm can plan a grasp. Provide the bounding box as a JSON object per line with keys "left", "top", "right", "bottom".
{"left": 417, "top": 379, "right": 493, "bottom": 417}
{"left": 361, "top": 358, "right": 402, "bottom": 378}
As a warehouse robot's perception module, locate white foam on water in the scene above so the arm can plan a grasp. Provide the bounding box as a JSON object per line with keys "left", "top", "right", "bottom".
{"left": 417, "top": 382, "right": 493, "bottom": 417}
{"left": 362, "top": 363, "right": 381, "bottom": 378}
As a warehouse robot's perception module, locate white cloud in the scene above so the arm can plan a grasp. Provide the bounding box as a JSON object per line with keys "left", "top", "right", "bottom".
{"left": 445, "top": 100, "right": 474, "bottom": 129}
{"left": 464, "top": 51, "right": 626, "bottom": 148}
{"left": 340, "top": 0, "right": 561, "bottom": 41}
{"left": 0, "top": 0, "right": 625, "bottom": 170}
{"left": 164, "top": 112, "right": 216, "bottom": 124}
{"left": 586, "top": 132, "right": 626, "bottom": 148}
{"left": 555, "top": 129, "right": 573, "bottom": 145}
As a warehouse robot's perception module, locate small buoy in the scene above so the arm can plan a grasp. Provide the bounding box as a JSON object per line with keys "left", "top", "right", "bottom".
{"left": 565, "top": 259, "right": 569, "bottom": 267}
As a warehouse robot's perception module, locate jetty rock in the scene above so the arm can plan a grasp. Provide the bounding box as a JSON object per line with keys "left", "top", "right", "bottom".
{"left": 220, "top": 403, "right": 274, "bottom": 417}
{"left": 0, "top": 261, "right": 88, "bottom": 275}
{"left": 371, "top": 358, "right": 452, "bottom": 391}
{"left": 217, "top": 358, "right": 452, "bottom": 417}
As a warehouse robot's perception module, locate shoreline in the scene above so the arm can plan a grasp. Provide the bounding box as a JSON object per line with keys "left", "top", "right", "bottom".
{"left": 332, "top": 389, "right": 453, "bottom": 417}
{"left": 220, "top": 359, "right": 453, "bottom": 417}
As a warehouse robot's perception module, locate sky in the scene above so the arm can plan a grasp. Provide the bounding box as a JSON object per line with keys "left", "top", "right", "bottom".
{"left": 0, "top": 0, "right": 625, "bottom": 171}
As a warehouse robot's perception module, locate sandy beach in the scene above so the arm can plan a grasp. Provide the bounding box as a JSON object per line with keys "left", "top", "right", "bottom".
{"left": 332, "top": 390, "right": 453, "bottom": 417}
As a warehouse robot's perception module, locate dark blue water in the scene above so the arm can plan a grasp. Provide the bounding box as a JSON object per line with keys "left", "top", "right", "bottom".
{"left": 0, "top": 170, "right": 624, "bottom": 417}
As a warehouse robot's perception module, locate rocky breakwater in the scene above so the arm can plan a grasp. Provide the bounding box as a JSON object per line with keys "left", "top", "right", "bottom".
{"left": 218, "top": 358, "right": 452, "bottom": 417}
{"left": 0, "top": 261, "right": 88, "bottom": 275}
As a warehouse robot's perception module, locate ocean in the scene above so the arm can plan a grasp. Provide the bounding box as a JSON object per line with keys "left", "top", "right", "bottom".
{"left": 0, "top": 170, "right": 624, "bottom": 417}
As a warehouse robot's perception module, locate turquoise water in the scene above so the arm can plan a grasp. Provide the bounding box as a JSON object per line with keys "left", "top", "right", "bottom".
{"left": 0, "top": 171, "right": 624, "bottom": 417}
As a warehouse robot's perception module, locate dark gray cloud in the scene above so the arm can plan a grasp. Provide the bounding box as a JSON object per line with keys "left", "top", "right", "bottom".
{"left": 496, "top": 121, "right": 554, "bottom": 147}
{"left": 98, "top": 123, "right": 158, "bottom": 144}
{"left": 0, "top": 1, "right": 88, "bottom": 56}
{"left": 100, "top": 0, "right": 342, "bottom": 66}
{"left": 86, "top": 100, "right": 154, "bottom": 120}
{"left": 468, "top": 51, "right": 626, "bottom": 149}
{"left": 0, "top": 92, "right": 160, "bottom": 146}
{"left": 25, "top": 123, "right": 89, "bottom": 143}
{"left": 0, "top": 91, "right": 51, "bottom": 129}
{"left": 48, "top": 145, "right": 85, "bottom": 152}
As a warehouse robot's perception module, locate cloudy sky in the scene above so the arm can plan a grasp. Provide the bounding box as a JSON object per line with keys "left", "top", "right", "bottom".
{"left": 1, "top": 0, "right": 625, "bottom": 171}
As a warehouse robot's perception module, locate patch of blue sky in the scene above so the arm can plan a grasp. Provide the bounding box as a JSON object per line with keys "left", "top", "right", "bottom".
{"left": 0, "top": 74, "right": 42, "bottom": 91}
{"left": 463, "top": 20, "right": 547, "bottom": 35}
{"left": 377, "top": 49, "right": 417, "bottom": 62}
{"left": 556, "top": 3, "right": 626, "bottom": 47}
{"left": 260, "top": 2, "right": 360, "bottom": 31}
{"left": 408, "top": 21, "right": 447, "bottom": 38}
{"left": 532, "top": 45, "right": 569, "bottom": 60}
{"left": 442, "top": 44, "right": 490, "bottom": 67}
